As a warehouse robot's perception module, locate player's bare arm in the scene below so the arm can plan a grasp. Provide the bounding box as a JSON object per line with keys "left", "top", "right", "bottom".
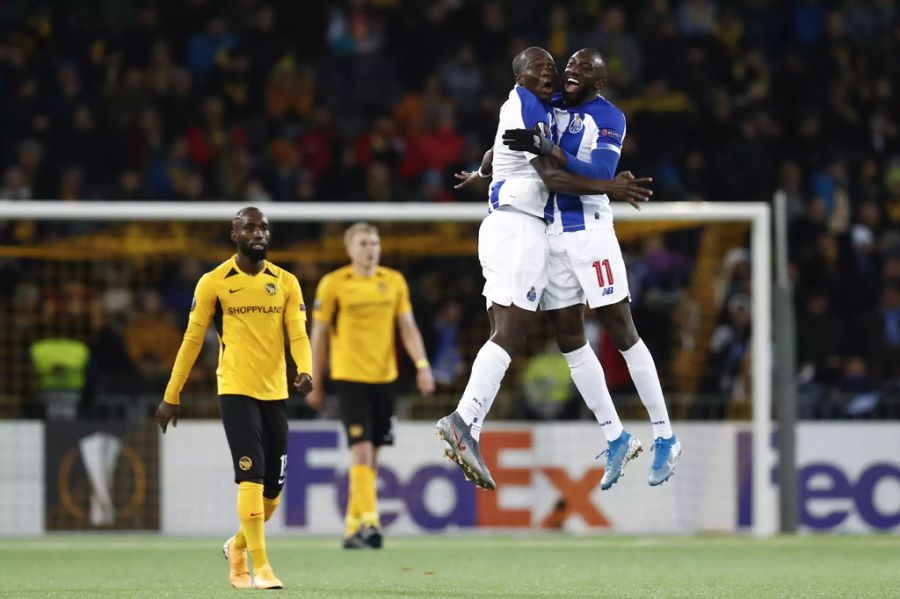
{"left": 454, "top": 148, "right": 494, "bottom": 190}
{"left": 397, "top": 311, "right": 435, "bottom": 396}
{"left": 307, "top": 320, "right": 329, "bottom": 410}
{"left": 500, "top": 127, "right": 651, "bottom": 208}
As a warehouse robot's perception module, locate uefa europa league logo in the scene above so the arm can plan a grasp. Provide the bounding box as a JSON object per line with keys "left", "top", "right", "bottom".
{"left": 79, "top": 433, "right": 123, "bottom": 526}
{"left": 57, "top": 430, "right": 148, "bottom": 527}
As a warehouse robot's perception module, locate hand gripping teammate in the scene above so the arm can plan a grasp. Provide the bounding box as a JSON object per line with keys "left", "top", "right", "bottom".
{"left": 436, "top": 47, "right": 653, "bottom": 490}
{"left": 504, "top": 49, "right": 682, "bottom": 488}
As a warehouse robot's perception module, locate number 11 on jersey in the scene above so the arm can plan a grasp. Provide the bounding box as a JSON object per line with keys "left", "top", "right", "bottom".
{"left": 592, "top": 259, "right": 614, "bottom": 287}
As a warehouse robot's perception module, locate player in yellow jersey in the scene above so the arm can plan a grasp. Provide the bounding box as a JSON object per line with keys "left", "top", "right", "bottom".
{"left": 156, "top": 207, "right": 313, "bottom": 590}
{"left": 307, "top": 222, "right": 434, "bottom": 549}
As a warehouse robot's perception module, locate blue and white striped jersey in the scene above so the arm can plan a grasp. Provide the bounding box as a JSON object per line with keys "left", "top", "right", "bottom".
{"left": 547, "top": 95, "right": 626, "bottom": 234}
{"left": 488, "top": 86, "right": 556, "bottom": 220}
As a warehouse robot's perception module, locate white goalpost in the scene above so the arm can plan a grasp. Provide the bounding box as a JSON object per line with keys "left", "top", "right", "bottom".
{"left": 0, "top": 199, "right": 775, "bottom": 537}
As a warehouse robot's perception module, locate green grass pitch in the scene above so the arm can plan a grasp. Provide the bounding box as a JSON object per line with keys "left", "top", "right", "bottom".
{"left": 5, "top": 534, "right": 899, "bottom": 598}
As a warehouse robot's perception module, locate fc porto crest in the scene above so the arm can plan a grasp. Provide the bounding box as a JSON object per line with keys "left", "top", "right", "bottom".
{"left": 568, "top": 113, "right": 584, "bottom": 134}
{"left": 526, "top": 287, "right": 537, "bottom": 302}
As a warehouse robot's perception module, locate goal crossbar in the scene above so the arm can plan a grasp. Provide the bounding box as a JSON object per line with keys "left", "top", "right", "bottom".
{"left": 1, "top": 199, "right": 774, "bottom": 536}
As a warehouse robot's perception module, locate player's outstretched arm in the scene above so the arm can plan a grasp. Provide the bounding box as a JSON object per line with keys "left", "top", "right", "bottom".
{"left": 530, "top": 157, "right": 652, "bottom": 208}
{"left": 503, "top": 129, "right": 617, "bottom": 179}
{"left": 397, "top": 311, "right": 435, "bottom": 396}
{"left": 454, "top": 148, "right": 494, "bottom": 190}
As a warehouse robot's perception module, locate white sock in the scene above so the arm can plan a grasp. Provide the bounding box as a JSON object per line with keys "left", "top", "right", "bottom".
{"left": 564, "top": 343, "right": 623, "bottom": 442}
{"left": 621, "top": 338, "right": 673, "bottom": 439}
{"left": 456, "top": 340, "right": 511, "bottom": 441}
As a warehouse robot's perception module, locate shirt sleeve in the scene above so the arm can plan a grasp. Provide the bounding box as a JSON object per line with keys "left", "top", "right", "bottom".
{"left": 512, "top": 87, "right": 553, "bottom": 162}
{"left": 563, "top": 108, "right": 626, "bottom": 180}
{"left": 284, "top": 274, "right": 307, "bottom": 325}
{"left": 163, "top": 274, "right": 216, "bottom": 405}
{"left": 395, "top": 274, "right": 412, "bottom": 317}
{"left": 312, "top": 274, "right": 335, "bottom": 324}
{"left": 284, "top": 275, "right": 312, "bottom": 375}
{"left": 188, "top": 273, "right": 216, "bottom": 328}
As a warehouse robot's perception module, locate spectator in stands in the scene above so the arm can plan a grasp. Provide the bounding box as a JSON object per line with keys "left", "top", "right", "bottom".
{"left": 703, "top": 293, "right": 752, "bottom": 417}
{"left": 1, "top": 1, "right": 900, "bottom": 419}
{"left": 1, "top": 166, "right": 31, "bottom": 200}
{"left": 854, "top": 282, "right": 900, "bottom": 388}
{"left": 124, "top": 290, "right": 182, "bottom": 393}
{"left": 796, "top": 288, "right": 843, "bottom": 418}
{"left": 186, "top": 16, "right": 236, "bottom": 77}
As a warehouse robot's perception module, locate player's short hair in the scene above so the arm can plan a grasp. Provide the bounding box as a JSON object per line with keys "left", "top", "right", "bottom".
{"left": 344, "top": 222, "right": 379, "bottom": 247}
{"left": 232, "top": 206, "right": 262, "bottom": 229}
{"left": 512, "top": 47, "right": 549, "bottom": 76}
{"left": 578, "top": 48, "right": 608, "bottom": 80}
{"left": 235, "top": 206, "right": 260, "bottom": 217}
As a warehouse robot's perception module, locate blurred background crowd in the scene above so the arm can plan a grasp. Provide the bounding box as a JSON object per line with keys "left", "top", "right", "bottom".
{"left": 1, "top": 0, "right": 899, "bottom": 421}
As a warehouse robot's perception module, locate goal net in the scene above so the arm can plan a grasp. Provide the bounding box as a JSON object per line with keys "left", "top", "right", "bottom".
{"left": 0, "top": 200, "right": 774, "bottom": 536}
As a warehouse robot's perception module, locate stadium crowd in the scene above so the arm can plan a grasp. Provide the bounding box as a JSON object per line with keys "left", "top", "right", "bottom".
{"left": 1, "top": 0, "right": 899, "bottom": 419}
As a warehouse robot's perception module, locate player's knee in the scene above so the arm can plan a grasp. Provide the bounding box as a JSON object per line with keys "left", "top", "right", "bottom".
{"left": 556, "top": 331, "right": 586, "bottom": 354}
{"left": 611, "top": 327, "right": 639, "bottom": 351}
{"left": 491, "top": 329, "right": 524, "bottom": 355}
{"left": 263, "top": 491, "right": 281, "bottom": 521}
{"left": 264, "top": 485, "right": 282, "bottom": 501}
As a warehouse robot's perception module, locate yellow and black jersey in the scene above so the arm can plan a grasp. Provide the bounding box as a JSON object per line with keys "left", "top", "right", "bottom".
{"left": 165, "top": 256, "right": 308, "bottom": 402}
{"left": 313, "top": 265, "right": 412, "bottom": 384}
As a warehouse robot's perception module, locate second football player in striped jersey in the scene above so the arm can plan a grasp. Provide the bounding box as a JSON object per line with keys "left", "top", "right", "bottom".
{"left": 505, "top": 48, "right": 682, "bottom": 488}
{"left": 437, "top": 47, "right": 654, "bottom": 491}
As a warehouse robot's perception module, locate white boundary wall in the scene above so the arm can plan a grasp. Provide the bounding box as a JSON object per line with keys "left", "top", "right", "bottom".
{"left": 153, "top": 421, "right": 894, "bottom": 536}
{"left": 0, "top": 422, "right": 44, "bottom": 534}
{"left": 2, "top": 421, "right": 898, "bottom": 536}
{"left": 0, "top": 199, "right": 774, "bottom": 534}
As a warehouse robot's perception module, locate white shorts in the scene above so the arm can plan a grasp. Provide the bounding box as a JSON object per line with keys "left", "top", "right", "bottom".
{"left": 479, "top": 207, "right": 549, "bottom": 312}
{"left": 541, "top": 228, "right": 630, "bottom": 311}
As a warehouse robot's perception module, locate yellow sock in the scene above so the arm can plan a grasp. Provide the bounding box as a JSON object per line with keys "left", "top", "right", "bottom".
{"left": 359, "top": 466, "right": 380, "bottom": 528}
{"left": 237, "top": 481, "right": 268, "bottom": 569}
{"left": 233, "top": 528, "right": 247, "bottom": 551}
{"left": 264, "top": 493, "right": 280, "bottom": 521}
{"left": 235, "top": 492, "right": 281, "bottom": 549}
{"left": 346, "top": 465, "right": 366, "bottom": 536}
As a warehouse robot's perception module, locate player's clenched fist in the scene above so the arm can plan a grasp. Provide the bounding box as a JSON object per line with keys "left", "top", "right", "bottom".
{"left": 294, "top": 373, "right": 313, "bottom": 395}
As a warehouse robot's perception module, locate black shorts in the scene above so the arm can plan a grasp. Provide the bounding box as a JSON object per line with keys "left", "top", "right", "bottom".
{"left": 335, "top": 381, "right": 396, "bottom": 447}
{"left": 218, "top": 395, "right": 287, "bottom": 498}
